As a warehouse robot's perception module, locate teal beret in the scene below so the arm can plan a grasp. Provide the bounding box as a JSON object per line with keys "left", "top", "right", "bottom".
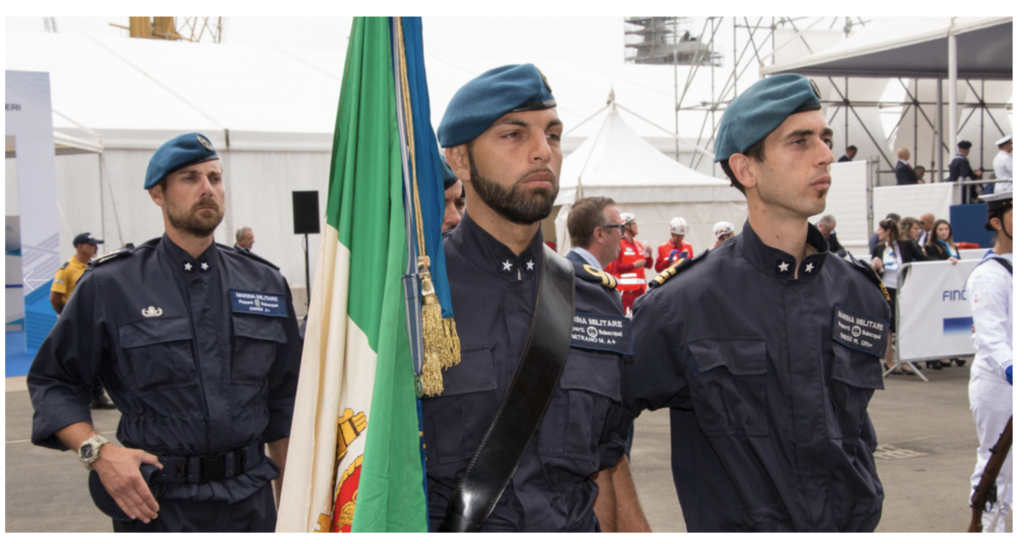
{"left": 714, "top": 74, "right": 822, "bottom": 162}
{"left": 440, "top": 152, "right": 458, "bottom": 190}
{"left": 144, "top": 132, "right": 219, "bottom": 189}
{"left": 438, "top": 64, "right": 556, "bottom": 148}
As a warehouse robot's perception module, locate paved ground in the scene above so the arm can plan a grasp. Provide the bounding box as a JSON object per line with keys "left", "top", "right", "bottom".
{"left": 5, "top": 360, "right": 1012, "bottom": 532}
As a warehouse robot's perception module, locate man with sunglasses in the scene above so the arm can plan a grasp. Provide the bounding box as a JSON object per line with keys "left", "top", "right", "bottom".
{"left": 566, "top": 196, "right": 624, "bottom": 269}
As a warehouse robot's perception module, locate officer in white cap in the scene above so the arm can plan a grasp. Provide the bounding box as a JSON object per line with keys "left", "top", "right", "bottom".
{"left": 965, "top": 191, "right": 1013, "bottom": 532}
{"left": 992, "top": 135, "right": 1012, "bottom": 194}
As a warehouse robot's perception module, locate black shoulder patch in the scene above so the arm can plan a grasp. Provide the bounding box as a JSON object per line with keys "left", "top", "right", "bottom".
{"left": 648, "top": 249, "right": 709, "bottom": 289}
{"left": 92, "top": 243, "right": 137, "bottom": 267}
{"left": 58, "top": 261, "right": 69, "bottom": 270}
{"left": 845, "top": 255, "right": 890, "bottom": 302}
{"left": 220, "top": 243, "right": 280, "bottom": 271}
{"left": 570, "top": 261, "right": 617, "bottom": 290}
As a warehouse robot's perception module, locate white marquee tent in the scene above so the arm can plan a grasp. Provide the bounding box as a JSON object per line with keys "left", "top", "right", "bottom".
{"left": 553, "top": 104, "right": 747, "bottom": 264}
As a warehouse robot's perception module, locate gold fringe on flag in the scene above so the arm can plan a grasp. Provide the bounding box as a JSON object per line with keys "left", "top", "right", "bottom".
{"left": 396, "top": 19, "right": 461, "bottom": 396}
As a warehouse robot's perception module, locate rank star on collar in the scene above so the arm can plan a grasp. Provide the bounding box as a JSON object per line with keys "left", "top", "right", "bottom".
{"left": 526, "top": 260, "right": 535, "bottom": 271}
{"left": 183, "top": 262, "right": 193, "bottom": 272}
{"left": 804, "top": 262, "right": 815, "bottom": 273}
{"left": 201, "top": 262, "right": 209, "bottom": 271}
{"left": 502, "top": 260, "right": 513, "bottom": 271}
{"left": 777, "top": 261, "right": 789, "bottom": 273}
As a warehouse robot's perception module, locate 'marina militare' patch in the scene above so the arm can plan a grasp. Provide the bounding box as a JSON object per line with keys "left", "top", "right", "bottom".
{"left": 570, "top": 312, "right": 633, "bottom": 355}
{"left": 832, "top": 304, "right": 888, "bottom": 358}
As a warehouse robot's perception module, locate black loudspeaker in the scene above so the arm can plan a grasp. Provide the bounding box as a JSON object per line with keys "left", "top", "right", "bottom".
{"left": 292, "top": 191, "right": 320, "bottom": 234}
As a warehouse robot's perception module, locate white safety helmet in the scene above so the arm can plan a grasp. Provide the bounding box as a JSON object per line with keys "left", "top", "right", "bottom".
{"left": 713, "top": 221, "right": 735, "bottom": 239}
{"left": 669, "top": 217, "right": 688, "bottom": 235}
{"left": 620, "top": 212, "right": 637, "bottom": 225}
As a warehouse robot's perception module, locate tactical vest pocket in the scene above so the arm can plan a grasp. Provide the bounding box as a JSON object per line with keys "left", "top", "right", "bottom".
{"left": 119, "top": 317, "right": 197, "bottom": 393}
{"left": 231, "top": 314, "right": 287, "bottom": 385}
{"left": 539, "top": 349, "right": 621, "bottom": 460}
{"left": 687, "top": 338, "right": 769, "bottom": 437}
{"left": 423, "top": 346, "right": 497, "bottom": 465}
{"left": 827, "top": 344, "right": 884, "bottom": 443}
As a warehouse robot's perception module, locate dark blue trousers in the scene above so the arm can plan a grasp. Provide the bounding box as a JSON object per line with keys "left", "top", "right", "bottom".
{"left": 112, "top": 484, "right": 276, "bottom": 532}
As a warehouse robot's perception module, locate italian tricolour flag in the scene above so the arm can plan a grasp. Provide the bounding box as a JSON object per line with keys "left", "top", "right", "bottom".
{"left": 276, "top": 17, "right": 428, "bottom": 532}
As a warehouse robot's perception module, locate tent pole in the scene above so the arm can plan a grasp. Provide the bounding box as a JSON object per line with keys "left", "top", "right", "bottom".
{"left": 948, "top": 32, "right": 958, "bottom": 179}
{"left": 936, "top": 78, "right": 943, "bottom": 184}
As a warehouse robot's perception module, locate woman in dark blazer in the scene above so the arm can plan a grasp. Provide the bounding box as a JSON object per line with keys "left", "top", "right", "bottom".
{"left": 925, "top": 219, "right": 966, "bottom": 368}
{"left": 871, "top": 218, "right": 958, "bottom": 374}
{"left": 924, "top": 219, "right": 961, "bottom": 260}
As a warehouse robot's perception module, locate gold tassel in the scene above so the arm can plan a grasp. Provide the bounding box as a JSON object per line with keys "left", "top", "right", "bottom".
{"left": 420, "top": 272, "right": 445, "bottom": 397}
{"left": 419, "top": 254, "right": 462, "bottom": 397}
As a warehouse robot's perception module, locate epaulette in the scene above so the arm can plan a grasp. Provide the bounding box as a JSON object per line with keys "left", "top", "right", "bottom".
{"left": 219, "top": 243, "right": 280, "bottom": 271}
{"left": 846, "top": 256, "right": 890, "bottom": 303}
{"left": 58, "top": 261, "right": 69, "bottom": 270}
{"left": 91, "top": 243, "right": 136, "bottom": 267}
{"left": 570, "top": 261, "right": 617, "bottom": 290}
{"left": 648, "top": 249, "right": 709, "bottom": 289}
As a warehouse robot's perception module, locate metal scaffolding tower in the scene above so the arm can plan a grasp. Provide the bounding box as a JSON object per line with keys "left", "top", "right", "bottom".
{"left": 110, "top": 17, "right": 226, "bottom": 44}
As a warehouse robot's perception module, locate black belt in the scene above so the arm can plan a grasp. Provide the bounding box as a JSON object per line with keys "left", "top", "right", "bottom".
{"left": 150, "top": 441, "right": 264, "bottom": 485}
{"left": 439, "top": 245, "right": 576, "bottom": 532}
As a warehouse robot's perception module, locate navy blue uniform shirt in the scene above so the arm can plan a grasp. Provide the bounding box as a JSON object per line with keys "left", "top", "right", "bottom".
{"left": 28, "top": 234, "right": 301, "bottom": 504}
{"left": 424, "top": 213, "right": 628, "bottom": 532}
{"left": 624, "top": 222, "right": 890, "bottom": 531}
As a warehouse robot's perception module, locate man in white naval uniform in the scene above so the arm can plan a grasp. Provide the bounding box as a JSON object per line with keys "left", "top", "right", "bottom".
{"left": 964, "top": 190, "right": 1013, "bottom": 532}
{"left": 992, "top": 135, "right": 1012, "bottom": 194}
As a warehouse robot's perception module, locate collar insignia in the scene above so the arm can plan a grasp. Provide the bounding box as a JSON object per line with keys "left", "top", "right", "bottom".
{"left": 142, "top": 306, "right": 163, "bottom": 318}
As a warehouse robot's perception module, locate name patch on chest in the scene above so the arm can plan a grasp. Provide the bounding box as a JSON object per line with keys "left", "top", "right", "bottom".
{"left": 832, "top": 304, "right": 888, "bottom": 358}
{"left": 571, "top": 312, "right": 633, "bottom": 355}
{"left": 230, "top": 290, "right": 288, "bottom": 317}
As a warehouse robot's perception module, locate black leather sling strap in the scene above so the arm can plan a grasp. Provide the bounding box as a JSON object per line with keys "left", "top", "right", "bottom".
{"left": 439, "top": 245, "right": 575, "bottom": 532}
{"left": 992, "top": 257, "right": 1013, "bottom": 275}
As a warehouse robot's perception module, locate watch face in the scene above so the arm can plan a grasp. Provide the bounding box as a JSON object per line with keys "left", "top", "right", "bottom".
{"left": 81, "top": 443, "right": 93, "bottom": 459}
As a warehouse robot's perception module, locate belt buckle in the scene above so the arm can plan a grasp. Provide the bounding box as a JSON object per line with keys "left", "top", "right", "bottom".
{"left": 204, "top": 453, "right": 226, "bottom": 483}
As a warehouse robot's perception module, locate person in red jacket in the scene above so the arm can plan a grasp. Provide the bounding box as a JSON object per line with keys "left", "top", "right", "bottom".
{"left": 605, "top": 212, "right": 653, "bottom": 314}
{"left": 655, "top": 217, "right": 695, "bottom": 272}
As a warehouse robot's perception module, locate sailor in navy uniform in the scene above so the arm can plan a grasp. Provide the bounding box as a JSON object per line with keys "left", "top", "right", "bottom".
{"left": 947, "top": 140, "right": 982, "bottom": 202}
{"left": 28, "top": 133, "right": 301, "bottom": 532}
{"left": 428, "top": 64, "right": 647, "bottom": 532}
{"left": 623, "top": 74, "right": 891, "bottom": 531}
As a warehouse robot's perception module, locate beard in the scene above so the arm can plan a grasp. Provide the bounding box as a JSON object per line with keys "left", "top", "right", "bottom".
{"left": 165, "top": 193, "right": 224, "bottom": 238}
{"left": 467, "top": 148, "right": 558, "bottom": 225}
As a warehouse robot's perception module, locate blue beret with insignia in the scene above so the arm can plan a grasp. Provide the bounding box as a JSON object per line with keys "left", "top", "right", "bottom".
{"left": 440, "top": 152, "right": 459, "bottom": 190}
{"left": 438, "top": 64, "right": 556, "bottom": 148}
{"left": 144, "top": 132, "right": 219, "bottom": 189}
{"left": 714, "top": 74, "right": 822, "bottom": 162}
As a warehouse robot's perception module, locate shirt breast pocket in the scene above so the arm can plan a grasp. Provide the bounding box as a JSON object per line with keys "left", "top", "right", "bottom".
{"left": 423, "top": 346, "right": 498, "bottom": 465}
{"left": 827, "top": 344, "right": 884, "bottom": 443}
{"left": 119, "top": 317, "right": 197, "bottom": 393}
{"left": 687, "top": 338, "right": 769, "bottom": 437}
{"left": 231, "top": 314, "right": 287, "bottom": 385}
{"left": 539, "top": 349, "right": 621, "bottom": 460}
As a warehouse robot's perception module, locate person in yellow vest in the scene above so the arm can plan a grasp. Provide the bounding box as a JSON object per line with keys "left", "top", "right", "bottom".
{"left": 50, "top": 233, "right": 115, "bottom": 410}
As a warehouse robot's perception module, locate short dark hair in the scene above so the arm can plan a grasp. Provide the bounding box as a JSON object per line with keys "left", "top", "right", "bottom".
{"left": 846, "top": 145, "right": 858, "bottom": 152}
{"left": 719, "top": 138, "right": 767, "bottom": 194}
{"left": 568, "top": 197, "right": 616, "bottom": 249}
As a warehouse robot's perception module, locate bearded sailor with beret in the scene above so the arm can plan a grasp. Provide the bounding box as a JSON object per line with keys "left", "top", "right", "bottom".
{"left": 426, "top": 64, "right": 649, "bottom": 532}
{"left": 28, "top": 133, "right": 302, "bottom": 532}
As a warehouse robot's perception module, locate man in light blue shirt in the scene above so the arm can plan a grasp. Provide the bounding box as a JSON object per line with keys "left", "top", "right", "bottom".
{"left": 566, "top": 196, "right": 623, "bottom": 269}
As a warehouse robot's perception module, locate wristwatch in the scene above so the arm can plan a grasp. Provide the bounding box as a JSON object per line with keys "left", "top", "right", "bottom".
{"left": 78, "top": 435, "right": 110, "bottom": 471}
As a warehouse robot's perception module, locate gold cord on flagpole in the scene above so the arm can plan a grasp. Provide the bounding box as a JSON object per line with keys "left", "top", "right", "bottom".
{"left": 395, "top": 19, "right": 460, "bottom": 397}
